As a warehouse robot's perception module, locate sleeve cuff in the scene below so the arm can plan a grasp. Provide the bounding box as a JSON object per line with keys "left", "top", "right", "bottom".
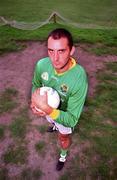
{"left": 49, "top": 109, "right": 60, "bottom": 120}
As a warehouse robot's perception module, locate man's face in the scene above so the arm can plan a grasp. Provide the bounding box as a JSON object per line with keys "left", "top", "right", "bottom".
{"left": 47, "top": 37, "right": 74, "bottom": 73}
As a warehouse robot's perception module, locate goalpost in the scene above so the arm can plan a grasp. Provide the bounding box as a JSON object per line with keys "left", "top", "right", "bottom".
{"left": 0, "top": 11, "right": 116, "bottom": 30}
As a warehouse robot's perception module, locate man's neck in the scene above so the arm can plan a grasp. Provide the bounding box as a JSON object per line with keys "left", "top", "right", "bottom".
{"left": 56, "top": 59, "right": 72, "bottom": 74}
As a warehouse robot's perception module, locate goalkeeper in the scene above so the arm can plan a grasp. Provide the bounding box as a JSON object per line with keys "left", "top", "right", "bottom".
{"left": 31, "top": 28, "right": 88, "bottom": 171}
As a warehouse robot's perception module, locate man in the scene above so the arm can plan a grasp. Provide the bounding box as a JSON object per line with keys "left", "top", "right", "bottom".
{"left": 31, "top": 28, "right": 88, "bottom": 171}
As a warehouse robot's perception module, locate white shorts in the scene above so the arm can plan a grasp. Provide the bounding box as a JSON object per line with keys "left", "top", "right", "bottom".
{"left": 46, "top": 115, "right": 72, "bottom": 135}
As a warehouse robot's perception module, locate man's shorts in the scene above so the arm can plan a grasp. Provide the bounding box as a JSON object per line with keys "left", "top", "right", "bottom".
{"left": 46, "top": 115, "right": 72, "bottom": 135}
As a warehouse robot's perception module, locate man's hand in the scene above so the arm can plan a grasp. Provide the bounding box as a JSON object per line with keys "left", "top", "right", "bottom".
{"left": 30, "top": 101, "right": 46, "bottom": 116}
{"left": 31, "top": 88, "right": 53, "bottom": 115}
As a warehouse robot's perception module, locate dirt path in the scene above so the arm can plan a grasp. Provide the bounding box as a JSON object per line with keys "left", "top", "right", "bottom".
{"left": 0, "top": 41, "right": 117, "bottom": 179}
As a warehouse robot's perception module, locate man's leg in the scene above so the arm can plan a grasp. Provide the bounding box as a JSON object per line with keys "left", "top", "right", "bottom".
{"left": 46, "top": 115, "right": 72, "bottom": 170}
{"left": 56, "top": 133, "right": 72, "bottom": 171}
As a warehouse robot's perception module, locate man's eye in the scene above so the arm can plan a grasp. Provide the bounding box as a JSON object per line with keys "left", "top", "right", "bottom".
{"left": 48, "top": 49, "right": 53, "bottom": 53}
{"left": 59, "top": 50, "right": 65, "bottom": 53}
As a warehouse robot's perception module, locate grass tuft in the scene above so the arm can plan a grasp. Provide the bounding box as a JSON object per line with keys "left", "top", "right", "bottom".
{"left": 0, "top": 88, "right": 18, "bottom": 114}
{"left": 35, "top": 141, "right": 46, "bottom": 154}
{"left": 3, "top": 145, "right": 27, "bottom": 164}
{"left": 10, "top": 107, "right": 31, "bottom": 138}
{"left": 0, "top": 125, "right": 5, "bottom": 139}
{"left": 0, "top": 168, "right": 8, "bottom": 180}
{"left": 106, "top": 61, "right": 117, "bottom": 73}
{"left": 32, "top": 169, "right": 43, "bottom": 179}
{"left": 21, "top": 167, "right": 43, "bottom": 179}
{"left": 36, "top": 125, "right": 48, "bottom": 134}
{"left": 89, "top": 46, "right": 117, "bottom": 56}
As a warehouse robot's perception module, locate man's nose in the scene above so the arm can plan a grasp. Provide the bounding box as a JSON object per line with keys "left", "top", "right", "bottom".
{"left": 54, "top": 51, "right": 59, "bottom": 61}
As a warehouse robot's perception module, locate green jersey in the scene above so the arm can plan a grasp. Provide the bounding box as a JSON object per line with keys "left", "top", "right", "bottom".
{"left": 32, "top": 57, "right": 88, "bottom": 128}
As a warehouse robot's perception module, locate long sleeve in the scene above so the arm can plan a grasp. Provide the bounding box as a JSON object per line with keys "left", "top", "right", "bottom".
{"left": 49, "top": 66, "right": 88, "bottom": 128}
{"left": 32, "top": 61, "right": 42, "bottom": 93}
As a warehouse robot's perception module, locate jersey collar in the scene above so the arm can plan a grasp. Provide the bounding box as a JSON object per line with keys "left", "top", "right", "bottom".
{"left": 54, "top": 57, "right": 76, "bottom": 76}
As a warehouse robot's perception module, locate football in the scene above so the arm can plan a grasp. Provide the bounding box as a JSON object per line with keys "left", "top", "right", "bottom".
{"left": 34, "top": 86, "right": 60, "bottom": 113}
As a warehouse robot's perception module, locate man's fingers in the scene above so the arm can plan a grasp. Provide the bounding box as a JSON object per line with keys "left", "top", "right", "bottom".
{"left": 31, "top": 106, "right": 46, "bottom": 116}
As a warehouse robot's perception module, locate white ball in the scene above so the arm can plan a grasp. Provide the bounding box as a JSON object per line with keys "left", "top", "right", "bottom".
{"left": 34, "top": 86, "right": 60, "bottom": 113}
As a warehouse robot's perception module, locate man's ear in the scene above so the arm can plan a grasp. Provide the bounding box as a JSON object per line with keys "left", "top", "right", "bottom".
{"left": 70, "top": 46, "right": 75, "bottom": 56}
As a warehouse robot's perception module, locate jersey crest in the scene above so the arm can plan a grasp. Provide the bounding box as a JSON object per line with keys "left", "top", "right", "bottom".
{"left": 41, "top": 72, "right": 49, "bottom": 81}
{"left": 60, "top": 84, "right": 69, "bottom": 93}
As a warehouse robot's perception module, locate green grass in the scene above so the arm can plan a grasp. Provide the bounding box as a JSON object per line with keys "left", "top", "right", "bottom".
{"left": 0, "top": 57, "right": 116, "bottom": 180}
{"left": 32, "top": 169, "right": 43, "bottom": 179}
{"left": 0, "top": 39, "right": 25, "bottom": 54}
{"left": 0, "top": 24, "right": 117, "bottom": 44}
{"left": 87, "top": 45, "right": 117, "bottom": 56}
{"left": 10, "top": 107, "right": 31, "bottom": 138}
{"left": 35, "top": 141, "right": 46, "bottom": 154}
{"left": 3, "top": 145, "right": 27, "bottom": 164}
{"left": 0, "top": 168, "right": 8, "bottom": 180}
{"left": 0, "top": 24, "right": 117, "bottom": 55}
{"left": 36, "top": 125, "right": 48, "bottom": 134}
{"left": 0, "top": 1, "right": 117, "bottom": 177}
{"left": 0, "top": 125, "right": 5, "bottom": 139}
{"left": 0, "top": 0, "right": 117, "bottom": 55}
{"left": 0, "top": 0, "right": 117, "bottom": 27}
{"left": 106, "top": 61, "right": 117, "bottom": 72}
{"left": 0, "top": 88, "right": 18, "bottom": 114}
{"left": 60, "top": 61, "right": 117, "bottom": 179}
{"left": 21, "top": 168, "right": 43, "bottom": 180}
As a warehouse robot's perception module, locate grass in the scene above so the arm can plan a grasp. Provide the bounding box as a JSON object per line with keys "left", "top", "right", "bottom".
{"left": 0, "top": 1, "right": 116, "bottom": 179}
{"left": 21, "top": 168, "right": 43, "bottom": 180}
{"left": 0, "top": 0, "right": 117, "bottom": 55}
{"left": 0, "top": 167, "right": 43, "bottom": 179}
{"left": 60, "top": 61, "right": 117, "bottom": 179}
{"left": 36, "top": 125, "right": 48, "bottom": 134}
{"left": 0, "top": 52, "right": 116, "bottom": 180}
{"left": 0, "top": 24, "right": 117, "bottom": 55}
{"left": 0, "top": 0, "right": 117, "bottom": 27}
{"left": 0, "top": 39, "right": 25, "bottom": 54}
{"left": 3, "top": 144, "right": 27, "bottom": 164}
{"left": 1, "top": 107, "right": 30, "bottom": 175}
{"left": 0, "top": 125, "right": 5, "bottom": 139}
{"left": 35, "top": 140, "right": 46, "bottom": 154}
{"left": 0, "top": 88, "right": 18, "bottom": 114}
{"left": 10, "top": 107, "right": 31, "bottom": 138}
{"left": 0, "top": 168, "right": 8, "bottom": 180}
{"left": 106, "top": 61, "right": 117, "bottom": 72}
{"left": 87, "top": 45, "right": 117, "bottom": 56}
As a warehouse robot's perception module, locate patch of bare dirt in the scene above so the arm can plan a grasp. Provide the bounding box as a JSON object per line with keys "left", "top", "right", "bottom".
{"left": 0, "top": 41, "right": 117, "bottom": 179}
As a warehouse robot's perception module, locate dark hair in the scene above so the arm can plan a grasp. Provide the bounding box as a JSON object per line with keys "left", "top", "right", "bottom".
{"left": 47, "top": 28, "right": 73, "bottom": 50}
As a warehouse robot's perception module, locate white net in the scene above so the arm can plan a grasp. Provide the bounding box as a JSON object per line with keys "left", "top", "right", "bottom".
{"left": 0, "top": 11, "right": 117, "bottom": 30}
{"left": 0, "top": 16, "right": 49, "bottom": 30}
